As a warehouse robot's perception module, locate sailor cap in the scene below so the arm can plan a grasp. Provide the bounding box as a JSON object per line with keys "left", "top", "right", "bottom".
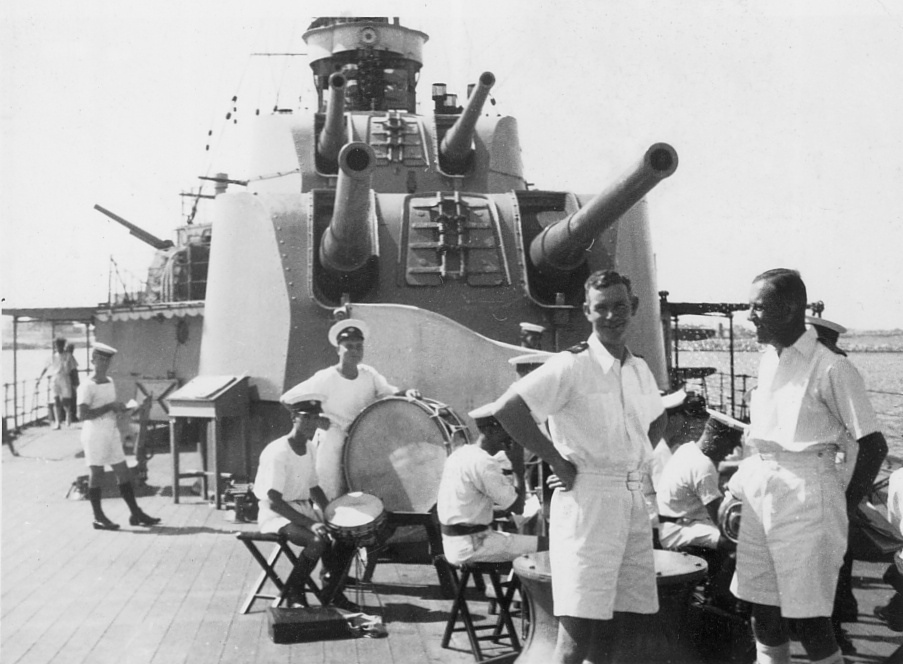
{"left": 92, "top": 342, "right": 118, "bottom": 357}
{"left": 280, "top": 384, "right": 326, "bottom": 414}
{"left": 805, "top": 315, "right": 847, "bottom": 337}
{"left": 519, "top": 322, "right": 546, "bottom": 334}
{"left": 704, "top": 409, "right": 748, "bottom": 446}
{"left": 661, "top": 388, "right": 688, "bottom": 411}
{"left": 468, "top": 402, "right": 503, "bottom": 429}
{"left": 508, "top": 352, "right": 554, "bottom": 367}
{"left": 328, "top": 319, "right": 370, "bottom": 347}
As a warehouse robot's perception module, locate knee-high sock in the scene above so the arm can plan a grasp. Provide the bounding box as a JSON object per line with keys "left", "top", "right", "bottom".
{"left": 88, "top": 486, "right": 106, "bottom": 520}
{"left": 119, "top": 482, "right": 141, "bottom": 515}
{"left": 284, "top": 552, "right": 320, "bottom": 602}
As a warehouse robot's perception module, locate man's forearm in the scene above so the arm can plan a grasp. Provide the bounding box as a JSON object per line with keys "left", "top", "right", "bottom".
{"left": 269, "top": 494, "right": 319, "bottom": 529}
{"left": 847, "top": 431, "right": 889, "bottom": 506}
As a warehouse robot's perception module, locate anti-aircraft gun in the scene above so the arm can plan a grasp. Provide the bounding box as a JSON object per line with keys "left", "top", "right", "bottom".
{"left": 198, "top": 16, "right": 679, "bottom": 472}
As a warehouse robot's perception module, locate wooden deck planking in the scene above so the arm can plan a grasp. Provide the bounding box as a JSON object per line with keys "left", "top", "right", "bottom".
{"left": 5, "top": 424, "right": 903, "bottom": 663}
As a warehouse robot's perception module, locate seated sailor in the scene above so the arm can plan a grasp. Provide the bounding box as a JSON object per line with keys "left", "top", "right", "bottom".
{"left": 437, "top": 403, "right": 544, "bottom": 565}
{"left": 252, "top": 385, "right": 357, "bottom": 609}
{"left": 656, "top": 408, "right": 746, "bottom": 552}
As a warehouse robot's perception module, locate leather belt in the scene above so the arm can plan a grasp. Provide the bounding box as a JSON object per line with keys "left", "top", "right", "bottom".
{"left": 658, "top": 515, "right": 682, "bottom": 524}
{"left": 441, "top": 523, "right": 490, "bottom": 537}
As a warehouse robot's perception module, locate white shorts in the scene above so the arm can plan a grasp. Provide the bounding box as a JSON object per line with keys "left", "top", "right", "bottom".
{"left": 81, "top": 418, "right": 126, "bottom": 467}
{"left": 51, "top": 374, "right": 72, "bottom": 399}
{"left": 441, "top": 530, "right": 538, "bottom": 566}
{"left": 728, "top": 447, "right": 847, "bottom": 618}
{"left": 258, "top": 500, "right": 319, "bottom": 535}
{"left": 550, "top": 470, "right": 658, "bottom": 620}
{"left": 659, "top": 519, "right": 721, "bottom": 550}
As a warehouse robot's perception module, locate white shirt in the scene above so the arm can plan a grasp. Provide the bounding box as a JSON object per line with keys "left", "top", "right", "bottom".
{"left": 510, "top": 334, "right": 663, "bottom": 473}
{"left": 437, "top": 445, "right": 517, "bottom": 526}
{"left": 749, "top": 327, "right": 879, "bottom": 452}
{"left": 305, "top": 364, "right": 397, "bottom": 433}
{"left": 657, "top": 442, "right": 722, "bottom": 522}
{"left": 253, "top": 436, "right": 318, "bottom": 525}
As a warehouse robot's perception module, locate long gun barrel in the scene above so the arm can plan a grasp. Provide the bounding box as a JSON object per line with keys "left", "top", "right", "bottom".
{"left": 317, "top": 73, "right": 348, "bottom": 170}
{"left": 529, "top": 143, "right": 678, "bottom": 276}
{"left": 93, "top": 204, "right": 174, "bottom": 250}
{"left": 319, "top": 142, "right": 377, "bottom": 274}
{"left": 439, "top": 71, "right": 495, "bottom": 174}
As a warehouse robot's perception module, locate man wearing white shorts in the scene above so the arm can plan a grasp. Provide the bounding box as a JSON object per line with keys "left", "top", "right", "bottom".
{"left": 731, "top": 269, "right": 887, "bottom": 664}
{"left": 437, "top": 403, "right": 541, "bottom": 565}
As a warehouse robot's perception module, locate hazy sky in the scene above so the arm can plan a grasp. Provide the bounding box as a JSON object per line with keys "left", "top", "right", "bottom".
{"left": 2, "top": 0, "right": 902, "bottom": 330}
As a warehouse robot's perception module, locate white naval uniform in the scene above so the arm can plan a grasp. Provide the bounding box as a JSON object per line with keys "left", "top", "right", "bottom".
{"left": 728, "top": 328, "right": 879, "bottom": 617}
{"left": 437, "top": 445, "right": 538, "bottom": 565}
{"left": 510, "top": 334, "right": 664, "bottom": 620}
{"left": 253, "top": 436, "right": 320, "bottom": 534}
{"left": 77, "top": 378, "right": 126, "bottom": 467}
{"left": 303, "top": 365, "right": 397, "bottom": 500}
{"left": 657, "top": 442, "right": 723, "bottom": 549}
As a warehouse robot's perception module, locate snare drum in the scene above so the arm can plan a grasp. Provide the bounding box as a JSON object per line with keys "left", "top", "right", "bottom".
{"left": 344, "top": 397, "right": 470, "bottom": 513}
{"left": 324, "top": 492, "right": 389, "bottom": 548}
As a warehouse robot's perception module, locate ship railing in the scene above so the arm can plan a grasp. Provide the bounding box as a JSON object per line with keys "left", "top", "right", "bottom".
{"left": 3, "top": 376, "right": 53, "bottom": 441}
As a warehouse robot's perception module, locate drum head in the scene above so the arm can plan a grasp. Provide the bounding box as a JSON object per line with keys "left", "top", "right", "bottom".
{"left": 325, "top": 492, "right": 384, "bottom": 527}
{"left": 344, "top": 397, "right": 462, "bottom": 513}
{"left": 654, "top": 550, "right": 708, "bottom": 586}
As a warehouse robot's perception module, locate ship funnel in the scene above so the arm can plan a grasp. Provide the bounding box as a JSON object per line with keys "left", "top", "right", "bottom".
{"left": 317, "top": 73, "right": 348, "bottom": 171}
{"left": 439, "top": 71, "right": 495, "bottom": 174}
{"left": 319, "top": 142, "right": 377, "bottom": 276}
{"left": 529, "top": 143, "right": 678, "bottom": 277}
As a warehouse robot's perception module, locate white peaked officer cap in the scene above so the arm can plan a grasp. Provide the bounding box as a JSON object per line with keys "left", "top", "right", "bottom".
{"left": 508, "top": 352, "right": 554, "bottom": 367}
{"left": 328, "top": 319, "right": 371, "bottom": 347}
{"left": 805, "top": 315, "right": 847, "bottom": 336}
{"left": 519, "top": 322, "right": 546, "bottom": 334}
{"left": 705, "top": 408, "right": 749, "bottom": 437}
{"left": 661, "top": 388, "right": 688, "bottom": 411}
{"left": 93, "top": 342, "right": 118, "bottom": 356}
{"left": 468, "top": 402, "right": 503, "bottom": 429}
{"left": 280, "top": 383, "right": 327, "bottom": 414}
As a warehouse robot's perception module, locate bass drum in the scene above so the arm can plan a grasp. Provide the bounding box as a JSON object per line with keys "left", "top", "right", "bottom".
{"left": 343, "top": 397, "right": 470, "bottom": 513}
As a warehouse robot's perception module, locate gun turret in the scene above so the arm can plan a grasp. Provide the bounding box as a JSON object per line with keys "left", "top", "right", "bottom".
{"left": 319, "top": 142, "right": 377, "bottom": 280}
{"left": 94, "top": 204, "right": 174, "bottom": 250}
{"left": 317, "top": 73, "right": 348, "bottom": 171}
{"left": 439, "top": 71, "right": 495, "bottom": 174}
{"left": 529, "top": 143, "right": 678, "bottom": 277}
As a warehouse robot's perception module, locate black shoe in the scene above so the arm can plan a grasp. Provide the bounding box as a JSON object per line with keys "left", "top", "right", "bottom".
{"left": 129, "top": 512, "right": 161, "bottom": 526}
{"left": 835, "top": 627, "right": 857, "bottom": 655}
{"left": 321, "top": 571, "right": 359, "bottom": 587}
{"left": 875, "top": 605, "right": 903, "bottom": 632}
{"left": 330, "top": 594, "right": 361, "bottom": 612}
{"left": 93, "top": 517, "right": 120, "bottom": 531}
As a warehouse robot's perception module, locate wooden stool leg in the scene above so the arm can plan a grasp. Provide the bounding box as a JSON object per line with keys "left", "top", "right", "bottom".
{"left": 488, "top": 572, "right": 521, "bottom": 650}
{"left": 239, "top": 540, "right": 285, "bottom": 614}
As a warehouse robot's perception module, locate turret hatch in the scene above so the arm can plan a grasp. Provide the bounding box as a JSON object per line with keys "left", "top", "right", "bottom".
{"left": 402, "top": 193, "right": 509, "bottom": 287}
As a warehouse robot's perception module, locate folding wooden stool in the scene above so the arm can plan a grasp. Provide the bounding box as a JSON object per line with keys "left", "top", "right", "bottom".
{"left": 236, "top": 531, "right": 323, "bottom": 614}
{"left": 437, "top": 555, "right": 521, "bottom": 661}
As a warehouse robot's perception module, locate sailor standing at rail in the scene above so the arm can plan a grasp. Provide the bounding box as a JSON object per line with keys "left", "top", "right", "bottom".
{"left": 492, "top": 269, "right": 668, "bottom": 664}
{"left": 301, "top": 319, "right": 420, "bottom": 500}
{"left": 728, "top": 269, "right": 888, "bottom": 664}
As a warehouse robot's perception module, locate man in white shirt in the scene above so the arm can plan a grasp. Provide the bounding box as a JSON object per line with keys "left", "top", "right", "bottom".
{"left": 253, "top": 386, "right": 356, "bottom": 609}
{"left": 493, "top": 269, "right": 666, "bottom": 664}
{"left": 729, "top": 268, "right": 888, "bottom": 664}
{"left": 437, "top": 403, "right": 541, "bottom": 565}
